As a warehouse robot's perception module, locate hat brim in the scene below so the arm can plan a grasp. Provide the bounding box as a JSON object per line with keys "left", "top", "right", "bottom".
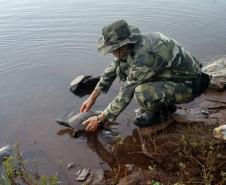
{"left": 97, "top": 26, "right": 141, "bottom": 55}
{"left": 97, "top": 38, "right": 137, "bottom": 55}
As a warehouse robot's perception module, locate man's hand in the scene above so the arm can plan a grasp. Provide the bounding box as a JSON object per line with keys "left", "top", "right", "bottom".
{"left": 82, "top": 116, "right": 99, "bottom": 132}
{"left": 80, "top": 90, "right": 100, "bottom": 113}
{"left": 80, "top": 97, "right": 95, "bottom": 113}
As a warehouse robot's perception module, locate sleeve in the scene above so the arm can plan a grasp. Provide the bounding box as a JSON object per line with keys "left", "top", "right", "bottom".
{"left": 102, "top": 52, "right": 168, "bottom": 121}
{"left": 94, "top": 60, "right": 118, "bottom": 94}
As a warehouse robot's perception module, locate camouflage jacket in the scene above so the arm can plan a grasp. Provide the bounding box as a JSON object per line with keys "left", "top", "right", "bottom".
{"left": 95, "top": 32, "right": 202, "bottom": 120}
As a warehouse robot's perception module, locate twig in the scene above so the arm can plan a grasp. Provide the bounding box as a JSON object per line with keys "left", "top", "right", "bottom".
{"left": 137, "top": 128, "right": 159, "bottom": 159}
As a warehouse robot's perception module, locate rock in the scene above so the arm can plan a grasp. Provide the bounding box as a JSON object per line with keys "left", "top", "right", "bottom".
{"left": 0, "top": 145, "right": 12, "bottom": 165}
{"left": 172, "top": 91, "right": 226, "bottom": 125}
{"left": 67, "top": 162, "right": 76, "bottom": 170}
{"left": 70, "top": 75, "right": 100, "bottom": 97}
{"left": 75, "top": 169, "right": 82, "bottom": 176}
{"left": 76, "top": 168, "right": 90, "bottom": 181}
{"left": 102, "top": 130, "right": 113, "bottom": 135}
{"left": 84, "top": 169, "right": 105, "bottom": 185}
{"left": 125, "top": 164, "right": 134, "bottom": 172}
{"left": 172, "top": 108, "right": 208, "bottom": 124}
{"left": 203, "top": 57, "right": 226, "bottom": 91}
{"left": 209, "top": 110, "right": 226, "bottom": 123}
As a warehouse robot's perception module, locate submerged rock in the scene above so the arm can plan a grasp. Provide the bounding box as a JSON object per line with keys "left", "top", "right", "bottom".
{"left": 67, "top": 162, "right": 76, "bottom": 170}
{"left": 0, "top": 145, "right": 12, "bottom": 165}
{"left": 85, "top": 169, "right": 105, "bottom": 185}
{"left": 76, "top": 168, "right": 90, "bottom": 181}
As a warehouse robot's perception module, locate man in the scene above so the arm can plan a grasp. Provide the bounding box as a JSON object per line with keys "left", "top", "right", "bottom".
{"left": 81, "top": 20, "right": 209, "bottom": 132}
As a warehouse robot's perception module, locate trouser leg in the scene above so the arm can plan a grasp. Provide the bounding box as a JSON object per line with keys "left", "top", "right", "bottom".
{"left": 133, "top": 81, "right": 194, "bottom": 127}
{"left": 134, "top": 81, "right": 194, "bottom": 112}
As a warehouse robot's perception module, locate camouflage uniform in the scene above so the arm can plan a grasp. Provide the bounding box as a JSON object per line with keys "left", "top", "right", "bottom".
{"left": 95, "top": 20, "right": 202, "bottom": 121}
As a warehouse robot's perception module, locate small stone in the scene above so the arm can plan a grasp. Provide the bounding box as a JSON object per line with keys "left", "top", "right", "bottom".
{"left": 84, "top": 172, "right": 94, "bottom": 184}
{"left": 67, "top": 162, "right": 75, "bottom": 170}
{"left": 0, "top": 145, "right": 12, "bottom": 165}
{"left": 75, "top": 169, "right": 81, "bottom": 176}
{"left": 92, "top": 169, "right": 104, "bottom": 184}
{"left": 76, "top": 168, "right": 90, "bottom": 181}
{"left": 102, "top": 130, "right": 112, "bottom": 135}
{"left": 84, "top": 169, "right": 104, "bottom": 185}
{"left": 125, "top": 164, "right": 134, "bottom": 172}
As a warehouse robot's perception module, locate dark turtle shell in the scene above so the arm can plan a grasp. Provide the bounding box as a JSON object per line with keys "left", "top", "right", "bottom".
{"left": 56, "top": 111, "right": 99, "bottom": 131}
{"left": 67, "top": 111, "right": 99, "bottom": 130}
{"left": 56, "top": 111, "right": 99, "bottom": 138}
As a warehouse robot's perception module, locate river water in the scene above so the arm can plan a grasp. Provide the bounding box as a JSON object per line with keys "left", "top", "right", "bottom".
{"left": 0, "top": 0, "right": 226, "bottom": 183}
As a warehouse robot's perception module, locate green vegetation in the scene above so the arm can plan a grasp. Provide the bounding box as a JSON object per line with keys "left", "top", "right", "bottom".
{"left": 0, "top": 145, "right": 58, "bottom": 185}
{"left": 176, "top": 124, "right": 226, "bottom": 185}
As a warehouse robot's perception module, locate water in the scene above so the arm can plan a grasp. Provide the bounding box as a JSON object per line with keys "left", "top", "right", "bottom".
{"left": 0, "top": 0, "right": 226, "bottom": 182}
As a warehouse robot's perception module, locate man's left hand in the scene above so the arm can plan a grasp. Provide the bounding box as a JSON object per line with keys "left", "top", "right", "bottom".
{"left": 82, "top": 116, "right": 99, "bottom": 132}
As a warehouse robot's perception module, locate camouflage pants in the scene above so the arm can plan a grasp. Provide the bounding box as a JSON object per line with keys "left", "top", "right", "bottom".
{"left": 134, "top": 81, "right": 194, "bottom": 113}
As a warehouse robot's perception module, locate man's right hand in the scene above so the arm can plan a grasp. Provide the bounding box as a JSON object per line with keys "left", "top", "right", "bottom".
{"left": 80, "top": 97, "right": 95, "bottom": 112}
{"left": 80, "top": 89, "right": 100, "bottom": 112}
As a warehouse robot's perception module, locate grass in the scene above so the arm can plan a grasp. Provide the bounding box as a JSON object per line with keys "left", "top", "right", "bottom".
{"left": 0, "top": 145, "right": 59, "bottom": 185}
{"left": 175, "top": 124, "right": 226, "bottom": 185}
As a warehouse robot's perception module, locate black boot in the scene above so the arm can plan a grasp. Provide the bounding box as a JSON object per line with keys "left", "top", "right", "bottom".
{"left": 133, "top": 109, "right": 171, "bottom": 127}
{"left": 167, "top": 104, "right": 177, "bottom": 113}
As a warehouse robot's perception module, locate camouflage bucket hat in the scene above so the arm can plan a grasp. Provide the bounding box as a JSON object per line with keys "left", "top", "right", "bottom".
{"left": 97, "top": 20, "right": 141, "bottom": 55}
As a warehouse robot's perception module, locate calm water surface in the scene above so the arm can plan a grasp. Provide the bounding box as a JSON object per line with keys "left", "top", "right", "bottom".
{"left": 0, "top": 0, "right": 226, "bottom": 183}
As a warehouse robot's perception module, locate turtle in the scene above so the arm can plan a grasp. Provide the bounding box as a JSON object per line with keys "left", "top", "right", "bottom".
{"left": 56, "top": 111, "right": 100, "bottom": 138}
{"left": 0, "top": 145, "right": 12, "bottom": 165}
{"left": 70, "top": 75, "right": 100, "bottom": 97}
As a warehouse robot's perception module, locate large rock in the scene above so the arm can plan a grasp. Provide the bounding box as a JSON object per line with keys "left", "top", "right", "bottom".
{"left": 203, "top": 56, "right": 226, "bottom": 91}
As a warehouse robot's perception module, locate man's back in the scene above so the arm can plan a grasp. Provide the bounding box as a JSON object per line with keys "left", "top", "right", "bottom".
{"left": 128, "top": 32, "right": 202, "bottom": 81}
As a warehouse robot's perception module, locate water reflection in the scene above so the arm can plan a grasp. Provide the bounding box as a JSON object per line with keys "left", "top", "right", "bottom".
{"left": 86, "top": 130, "right": 151, "bottom": 168}
{"left": 56, "top": 126, "right": 152, "bottom": 181}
